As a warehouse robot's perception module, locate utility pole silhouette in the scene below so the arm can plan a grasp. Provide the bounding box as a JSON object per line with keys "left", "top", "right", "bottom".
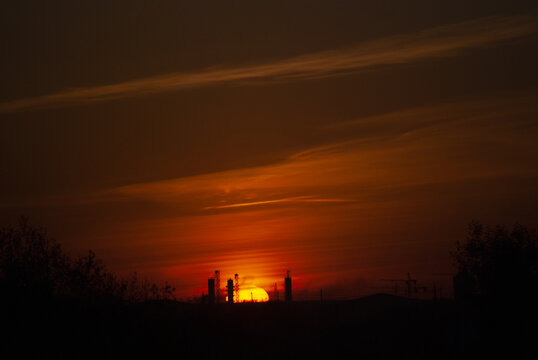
{"left": 381, "top": 273, "right": 417, "bottom": 298}
{"left": 433, "top": 273, "right": 454, "bottom": 299}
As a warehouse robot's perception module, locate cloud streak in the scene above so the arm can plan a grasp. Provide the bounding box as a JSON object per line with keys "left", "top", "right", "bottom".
{"left": 1, "top": 14, "right": 537, "bottom": 113}
{"left": 90, "top": 93, "right": 538, "bottom": 214}
{"left": 203, "top": 196, "right": 352, "bottom": 210}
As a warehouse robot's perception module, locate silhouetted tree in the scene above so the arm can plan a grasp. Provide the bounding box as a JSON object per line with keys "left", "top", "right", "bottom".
{"left": 0, "top": 217, "right": 175, "bottom": 302}
{"left": 452, "top": 221, "right": 538, "bottom": 302}
{"left": 0, "top": 216, "right": 69, "bottom": 298}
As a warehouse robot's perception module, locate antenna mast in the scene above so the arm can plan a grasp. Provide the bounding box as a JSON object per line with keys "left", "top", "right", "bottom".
{"left": 234, "top": 273, "right": 239, "bottom": 303}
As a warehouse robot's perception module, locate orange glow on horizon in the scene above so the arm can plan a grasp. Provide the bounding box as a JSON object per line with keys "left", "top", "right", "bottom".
{"left": 82, "top": 96, "right": 537, "bottom": 301}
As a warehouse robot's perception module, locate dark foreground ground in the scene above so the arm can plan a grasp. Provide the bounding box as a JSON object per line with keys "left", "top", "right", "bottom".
{"left": 2, "top": 293, "right": 535, "bottom": 359}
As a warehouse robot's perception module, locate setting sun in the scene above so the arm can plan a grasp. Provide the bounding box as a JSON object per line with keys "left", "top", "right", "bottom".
{"left": 237, "top": 287, "right": 269, "bottom": 302}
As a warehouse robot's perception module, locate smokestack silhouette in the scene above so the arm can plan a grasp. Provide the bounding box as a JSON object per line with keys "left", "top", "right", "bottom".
{"left": 208, "top": 278, "right": 215, "bottom": 304}
{"left": 285, "top": 270, "right": 292, "bottom": 302}
{"left": 227, "top": 279, "right": 234, "bottom": 304}
{"left": 215, "top": 270, "right": 221, "bottom": 304}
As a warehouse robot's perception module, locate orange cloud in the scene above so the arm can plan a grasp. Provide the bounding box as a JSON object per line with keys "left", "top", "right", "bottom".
{"left": 81, "top": 94, "right": 536, "bottom": 221}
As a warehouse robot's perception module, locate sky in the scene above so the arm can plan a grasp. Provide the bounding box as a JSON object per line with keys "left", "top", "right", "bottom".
{"left": 1, "top": 0, "right": 538, "bottom": 300}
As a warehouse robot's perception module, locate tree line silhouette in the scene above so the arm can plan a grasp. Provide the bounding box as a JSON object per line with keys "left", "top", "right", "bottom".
{"left": 0, "top": 216, "right": 174, "bottom": 303}
{"left": 452, "top": 220, "right": 538, "bottom": 302}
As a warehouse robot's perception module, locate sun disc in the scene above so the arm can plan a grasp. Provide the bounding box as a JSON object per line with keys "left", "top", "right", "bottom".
{"left": 237, "top": 287, "right": 269, "bottom": 302}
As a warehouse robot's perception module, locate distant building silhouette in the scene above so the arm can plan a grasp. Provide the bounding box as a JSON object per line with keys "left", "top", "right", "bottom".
{"left": 285, "top": 270, "right": 292, "bottom": 302}
{"left": 208, "top": 278, "right": 215, "bottom": 304}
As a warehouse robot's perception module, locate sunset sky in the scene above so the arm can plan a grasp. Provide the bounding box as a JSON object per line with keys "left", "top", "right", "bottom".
{"left": 1, "top": 0, "right": 537, "bottom": 300}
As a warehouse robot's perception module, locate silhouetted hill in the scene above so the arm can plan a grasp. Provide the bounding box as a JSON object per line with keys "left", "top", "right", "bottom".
{"left": 346, "top": 292, "right": 417, "bottom": 308}
{"left": 3, "top": 286, "right": 536, "bottom": 359}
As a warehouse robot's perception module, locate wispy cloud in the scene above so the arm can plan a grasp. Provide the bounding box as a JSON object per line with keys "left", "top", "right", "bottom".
{"left": 1, "top": 14, "right": 537, "bottom": 113}
{"left": 90, "top": 93, "right": 537, "bottom": 213}
{"left": 203, "top": 196, "right": 352, "bottom": 210}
